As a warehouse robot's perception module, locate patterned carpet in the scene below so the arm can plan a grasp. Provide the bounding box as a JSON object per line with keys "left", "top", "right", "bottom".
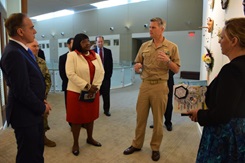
{"left": 0, "top": 75, "right": 200, "bottom": 163}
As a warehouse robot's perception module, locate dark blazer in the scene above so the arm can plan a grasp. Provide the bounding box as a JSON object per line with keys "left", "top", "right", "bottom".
{"left": 93, "top": 47, "right": 113, "bottom": 79}
{"left": 198, "top": 55, "right": 245, "bottom": 126}
{"left": 59, "top": 52, "right": 69, "bottom": 91}
{"left": 0, "top": 40, "right": 46, "bottom": 128}
{"left": 38, "top": 49, "right": 45, "bottom": 60}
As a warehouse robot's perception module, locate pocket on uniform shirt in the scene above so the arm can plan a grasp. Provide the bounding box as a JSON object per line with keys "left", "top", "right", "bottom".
{"left": 142, "top": 51, "right": 151, "bottom": 65}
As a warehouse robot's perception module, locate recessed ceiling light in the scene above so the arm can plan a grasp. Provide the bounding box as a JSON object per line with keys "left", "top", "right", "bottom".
{"left": 30, "top": 9, "right": 74, "bottom": 21}
{"left": 91, "top": 0, "right": 149, "bottom": 9}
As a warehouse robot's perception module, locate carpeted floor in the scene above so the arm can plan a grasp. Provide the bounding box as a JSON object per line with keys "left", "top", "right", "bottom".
{"left": 0, "top": 75, "right": 200, "bottom": 163}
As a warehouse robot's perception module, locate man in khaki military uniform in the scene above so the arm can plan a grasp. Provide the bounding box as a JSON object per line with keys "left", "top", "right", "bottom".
{"left": 27, "top": 39, "right": 56, "bottom": 147}
{"left": 124, "top": 17, "right": 181, "bottom": 161}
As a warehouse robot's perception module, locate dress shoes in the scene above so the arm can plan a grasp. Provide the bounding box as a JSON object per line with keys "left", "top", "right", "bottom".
{"left": 72, "top": 146, "right": 79, "bottom": 156}
{"left": 72, "top": 150, "right": 80, "bottom": 156}
{"left": 152, "top": 151, "right": 160, "bottom": 161}
{"left": 123, "top": 146, "right": 141, "bottom": 155}
{"left": 104, "top": 112, "right": 111, "bottom": 116}
{"left": 44, "top": 135, "right": 56, "bottom": 147}
{"left": 86, "top": 139, "right": 102, "bottom": 147}
{"left": 165, "top": 124, "right": 172, "bottom": 131}
{"left": 149, "top": 124, "right": 172, "bottom": 131}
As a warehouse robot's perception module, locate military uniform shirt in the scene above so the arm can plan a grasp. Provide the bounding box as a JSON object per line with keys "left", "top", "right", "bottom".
{"left": 36, "top": 56, "right": 51, "bottom": 99}
{"left": 135, "top": 37, "right": 181, "bottom": 81}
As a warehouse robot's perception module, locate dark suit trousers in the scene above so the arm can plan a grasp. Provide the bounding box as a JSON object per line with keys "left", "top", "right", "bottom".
{"left": 14, "top": 122, "right": 44, "bottom": 163}
{"left": 164, "top": 75, "right": 174, "bottom": 125}
{"left": 100, "top": 78, "right": 111, "bottom": 113}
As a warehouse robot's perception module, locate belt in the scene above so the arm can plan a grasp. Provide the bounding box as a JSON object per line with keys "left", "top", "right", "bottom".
{"left": 142, "top": 79, "right": 166, "bottom": 84}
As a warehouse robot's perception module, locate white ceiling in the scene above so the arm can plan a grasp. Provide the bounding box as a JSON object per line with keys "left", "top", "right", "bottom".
{"left": 28, "top": 0, "right": 105, "bottom": 17}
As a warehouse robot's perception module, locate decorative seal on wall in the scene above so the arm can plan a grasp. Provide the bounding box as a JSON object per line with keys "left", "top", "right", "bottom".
{"left": 200, "top": 17, "right": 214, "bottom": 33}
{"left": 221, "top": 0, "right": 229, "bottom": 9}
{"left": 208, "top": 0, "right": 215, "bottom": 9}
{"left": 207, "top": 17, "right": 214, "bottom": 33}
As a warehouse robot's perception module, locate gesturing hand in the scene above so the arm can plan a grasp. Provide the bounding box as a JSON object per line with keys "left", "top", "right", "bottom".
{"left": 157, "top": 50, "right": 170, "bottom": 63}
{"left": 134, "top": 63, "right": 142, "bottom": 73}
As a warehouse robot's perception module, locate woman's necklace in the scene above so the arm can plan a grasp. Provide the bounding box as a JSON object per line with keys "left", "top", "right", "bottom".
{"left": 84, "top": 51, "right": 90, "bottom": 56}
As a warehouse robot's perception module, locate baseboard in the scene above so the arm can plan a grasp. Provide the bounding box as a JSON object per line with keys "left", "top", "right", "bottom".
{"left": 0, "top": 121, "right": 7, "bottom": 131}
{"left": 196, "top": 123, "right": 203, "bottom": 138}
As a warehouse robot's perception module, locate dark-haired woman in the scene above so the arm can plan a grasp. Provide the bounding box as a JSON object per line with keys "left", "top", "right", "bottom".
{"left": 66, "top": 33, "right": 104, "bottom": 156}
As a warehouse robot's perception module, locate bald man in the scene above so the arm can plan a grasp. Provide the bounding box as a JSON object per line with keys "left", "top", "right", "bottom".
{"left": 27, "top": 39, "right": 56, "bottom": 147}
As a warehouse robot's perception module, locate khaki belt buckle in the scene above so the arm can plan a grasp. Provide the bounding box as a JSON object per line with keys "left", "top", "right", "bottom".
{"left": 150, "top": 80, "right": 158, "bottom": 84}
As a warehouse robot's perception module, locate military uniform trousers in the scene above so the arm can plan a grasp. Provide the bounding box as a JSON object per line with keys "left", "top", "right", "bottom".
{"left": 132, "top": 80, "right": 168, "bottom": 151}
{"left": 43, "top": 113, "right": 50, "bottom": 132}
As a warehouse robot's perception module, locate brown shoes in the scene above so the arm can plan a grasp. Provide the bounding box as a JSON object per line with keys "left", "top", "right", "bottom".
{"left": 44, "top": 136, "right": 56, "bottom": 147}
{"left": 152, "top": 151, "right": 160, "bottom": 161}
{"left": 123, "top": 146, "right": 141, "bottom": 155}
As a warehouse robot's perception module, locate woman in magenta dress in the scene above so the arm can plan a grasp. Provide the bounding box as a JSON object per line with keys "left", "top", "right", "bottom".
{"left": 66, "top": 33, "right": 104, "bottom": 156}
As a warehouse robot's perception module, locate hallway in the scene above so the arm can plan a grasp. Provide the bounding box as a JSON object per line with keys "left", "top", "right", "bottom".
{"left": 0, "top": 75, "right": 200, "bottom": 163}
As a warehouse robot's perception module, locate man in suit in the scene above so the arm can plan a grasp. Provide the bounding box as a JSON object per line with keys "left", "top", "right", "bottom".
{"left": 0, "top": 13, "right": 51, "bottom": 163}
{"left": 93, "top": 36, "right": 113, "bottom": 116}
{"left": 27, "top": 39, "right": 56, "bottom": 147}
{"left": 59, "top": 38, "right": 74, "bottom": 109}
{"left": 38, "top": 48, "right": 46, "bottom": 60}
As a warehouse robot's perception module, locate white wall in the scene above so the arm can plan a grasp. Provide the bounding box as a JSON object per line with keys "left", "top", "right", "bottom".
{"left": 6, "top": 0, "right": 21, "bottom": 16}
{"left": 197, "top": 0, "right": 244, "bottom": 135}
{"left": 200, "top": 0, "right": 244, "bottom": 83}
{"left": 0, "top": 0, "right": 6, "bottom": 10}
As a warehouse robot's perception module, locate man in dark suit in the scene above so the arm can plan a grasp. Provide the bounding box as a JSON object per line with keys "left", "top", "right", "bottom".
{"left": 58, "top": 38, "right": 74, "bottom": 109}
{"left": 38, "top": 48, "right": 46, "bottom": 60}
{"left": 93, "top": 36, "right": 113, "bottom": 116}
{"left": 163, "top": 70, "right": 175, "bottom": 131}
{"left": 0, "top": 13, "right": 51, "bottom": 163}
